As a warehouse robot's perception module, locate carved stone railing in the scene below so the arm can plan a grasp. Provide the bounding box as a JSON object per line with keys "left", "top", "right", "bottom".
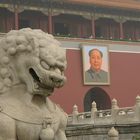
{"left": 66, "top": 96, "right": 140, "bottom": 140}
{"left": 68, "top": 96, "right": 140, "bottom": 125}
{"left": 68, "top": 96, "right": 140, "bottom": 126}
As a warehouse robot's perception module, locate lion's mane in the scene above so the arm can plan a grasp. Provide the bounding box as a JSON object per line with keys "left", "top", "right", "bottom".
{"left": 0, "top": 28, "right": 63, "bottom": 93}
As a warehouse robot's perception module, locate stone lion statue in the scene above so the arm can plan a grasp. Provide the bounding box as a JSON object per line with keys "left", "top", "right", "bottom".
{"left": 0, "top": 28, "right": 68, "bottom": 140}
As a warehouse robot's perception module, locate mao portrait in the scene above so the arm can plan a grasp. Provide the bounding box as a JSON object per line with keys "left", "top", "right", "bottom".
{"left": 82, "top": 44, "right": 110, "bottom": 85}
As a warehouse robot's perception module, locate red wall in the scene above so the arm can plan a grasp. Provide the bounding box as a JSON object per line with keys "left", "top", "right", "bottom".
{"left": 50, "top": 49, "right": 140, "bottom": 114}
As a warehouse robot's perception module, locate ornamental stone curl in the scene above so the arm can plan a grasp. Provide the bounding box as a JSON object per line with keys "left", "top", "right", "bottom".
{"left": 0, "top": 28, "right": 67, "bottom": 140}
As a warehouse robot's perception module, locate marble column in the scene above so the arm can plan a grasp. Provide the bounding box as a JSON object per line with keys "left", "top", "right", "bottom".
{"left": 91, "top": 16, "right": 96, "bottom": 39}
{"left": 48, "top": 10, "right": 53, "bottom": 34}
{"left": 113, "top": 16, "right": 126, "bottom": 40}
{"left": 119, "top": 22, "right": 124, "bottom": 39}
{"left": 14, "top": 6, "right": 19, "bottom": 30}
{"left": 7, "top": 4, "right": 24, "bottom": 30}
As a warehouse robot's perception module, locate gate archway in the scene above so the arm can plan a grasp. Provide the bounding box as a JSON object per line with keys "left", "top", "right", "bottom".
{"left": 84, "top": 87, "right": 111, "bottom": 112}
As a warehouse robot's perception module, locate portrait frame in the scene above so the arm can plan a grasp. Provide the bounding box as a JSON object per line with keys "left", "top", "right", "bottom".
{"left": 81, "top": 43, "right": 110, "bottom": 85}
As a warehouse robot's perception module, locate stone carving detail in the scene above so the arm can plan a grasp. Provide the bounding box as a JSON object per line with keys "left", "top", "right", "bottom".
{"left": 7, "top": 4, "right": 24, "bottom": 13}
{"left": 41, "top": 9, "right": 61, "bottom": 16}
{"left": 0, "top": 28, "right": 67, "bottom": 140}
{"left": 82, "top": 13, "right": 99, "bottom": 20}
{"left": 113, "top": 16, "right": 127, "bottom": 23}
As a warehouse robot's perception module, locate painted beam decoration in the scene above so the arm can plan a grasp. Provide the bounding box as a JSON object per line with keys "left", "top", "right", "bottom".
{"left": 82, "top": 44, "right": 110, "bottom": 85}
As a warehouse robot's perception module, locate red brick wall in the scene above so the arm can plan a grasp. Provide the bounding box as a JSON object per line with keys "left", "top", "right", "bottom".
{"left": 51, "top": 49, "right": 140, "bottom": 114}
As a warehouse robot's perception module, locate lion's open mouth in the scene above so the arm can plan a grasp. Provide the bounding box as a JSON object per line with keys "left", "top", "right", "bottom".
{"left": 29, "top": 68, "right": 54, "bottom": 93}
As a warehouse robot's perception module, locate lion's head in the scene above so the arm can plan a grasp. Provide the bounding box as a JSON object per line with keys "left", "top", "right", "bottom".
{"left": 0, "top": 28, "right": 67, "bottom": 96}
